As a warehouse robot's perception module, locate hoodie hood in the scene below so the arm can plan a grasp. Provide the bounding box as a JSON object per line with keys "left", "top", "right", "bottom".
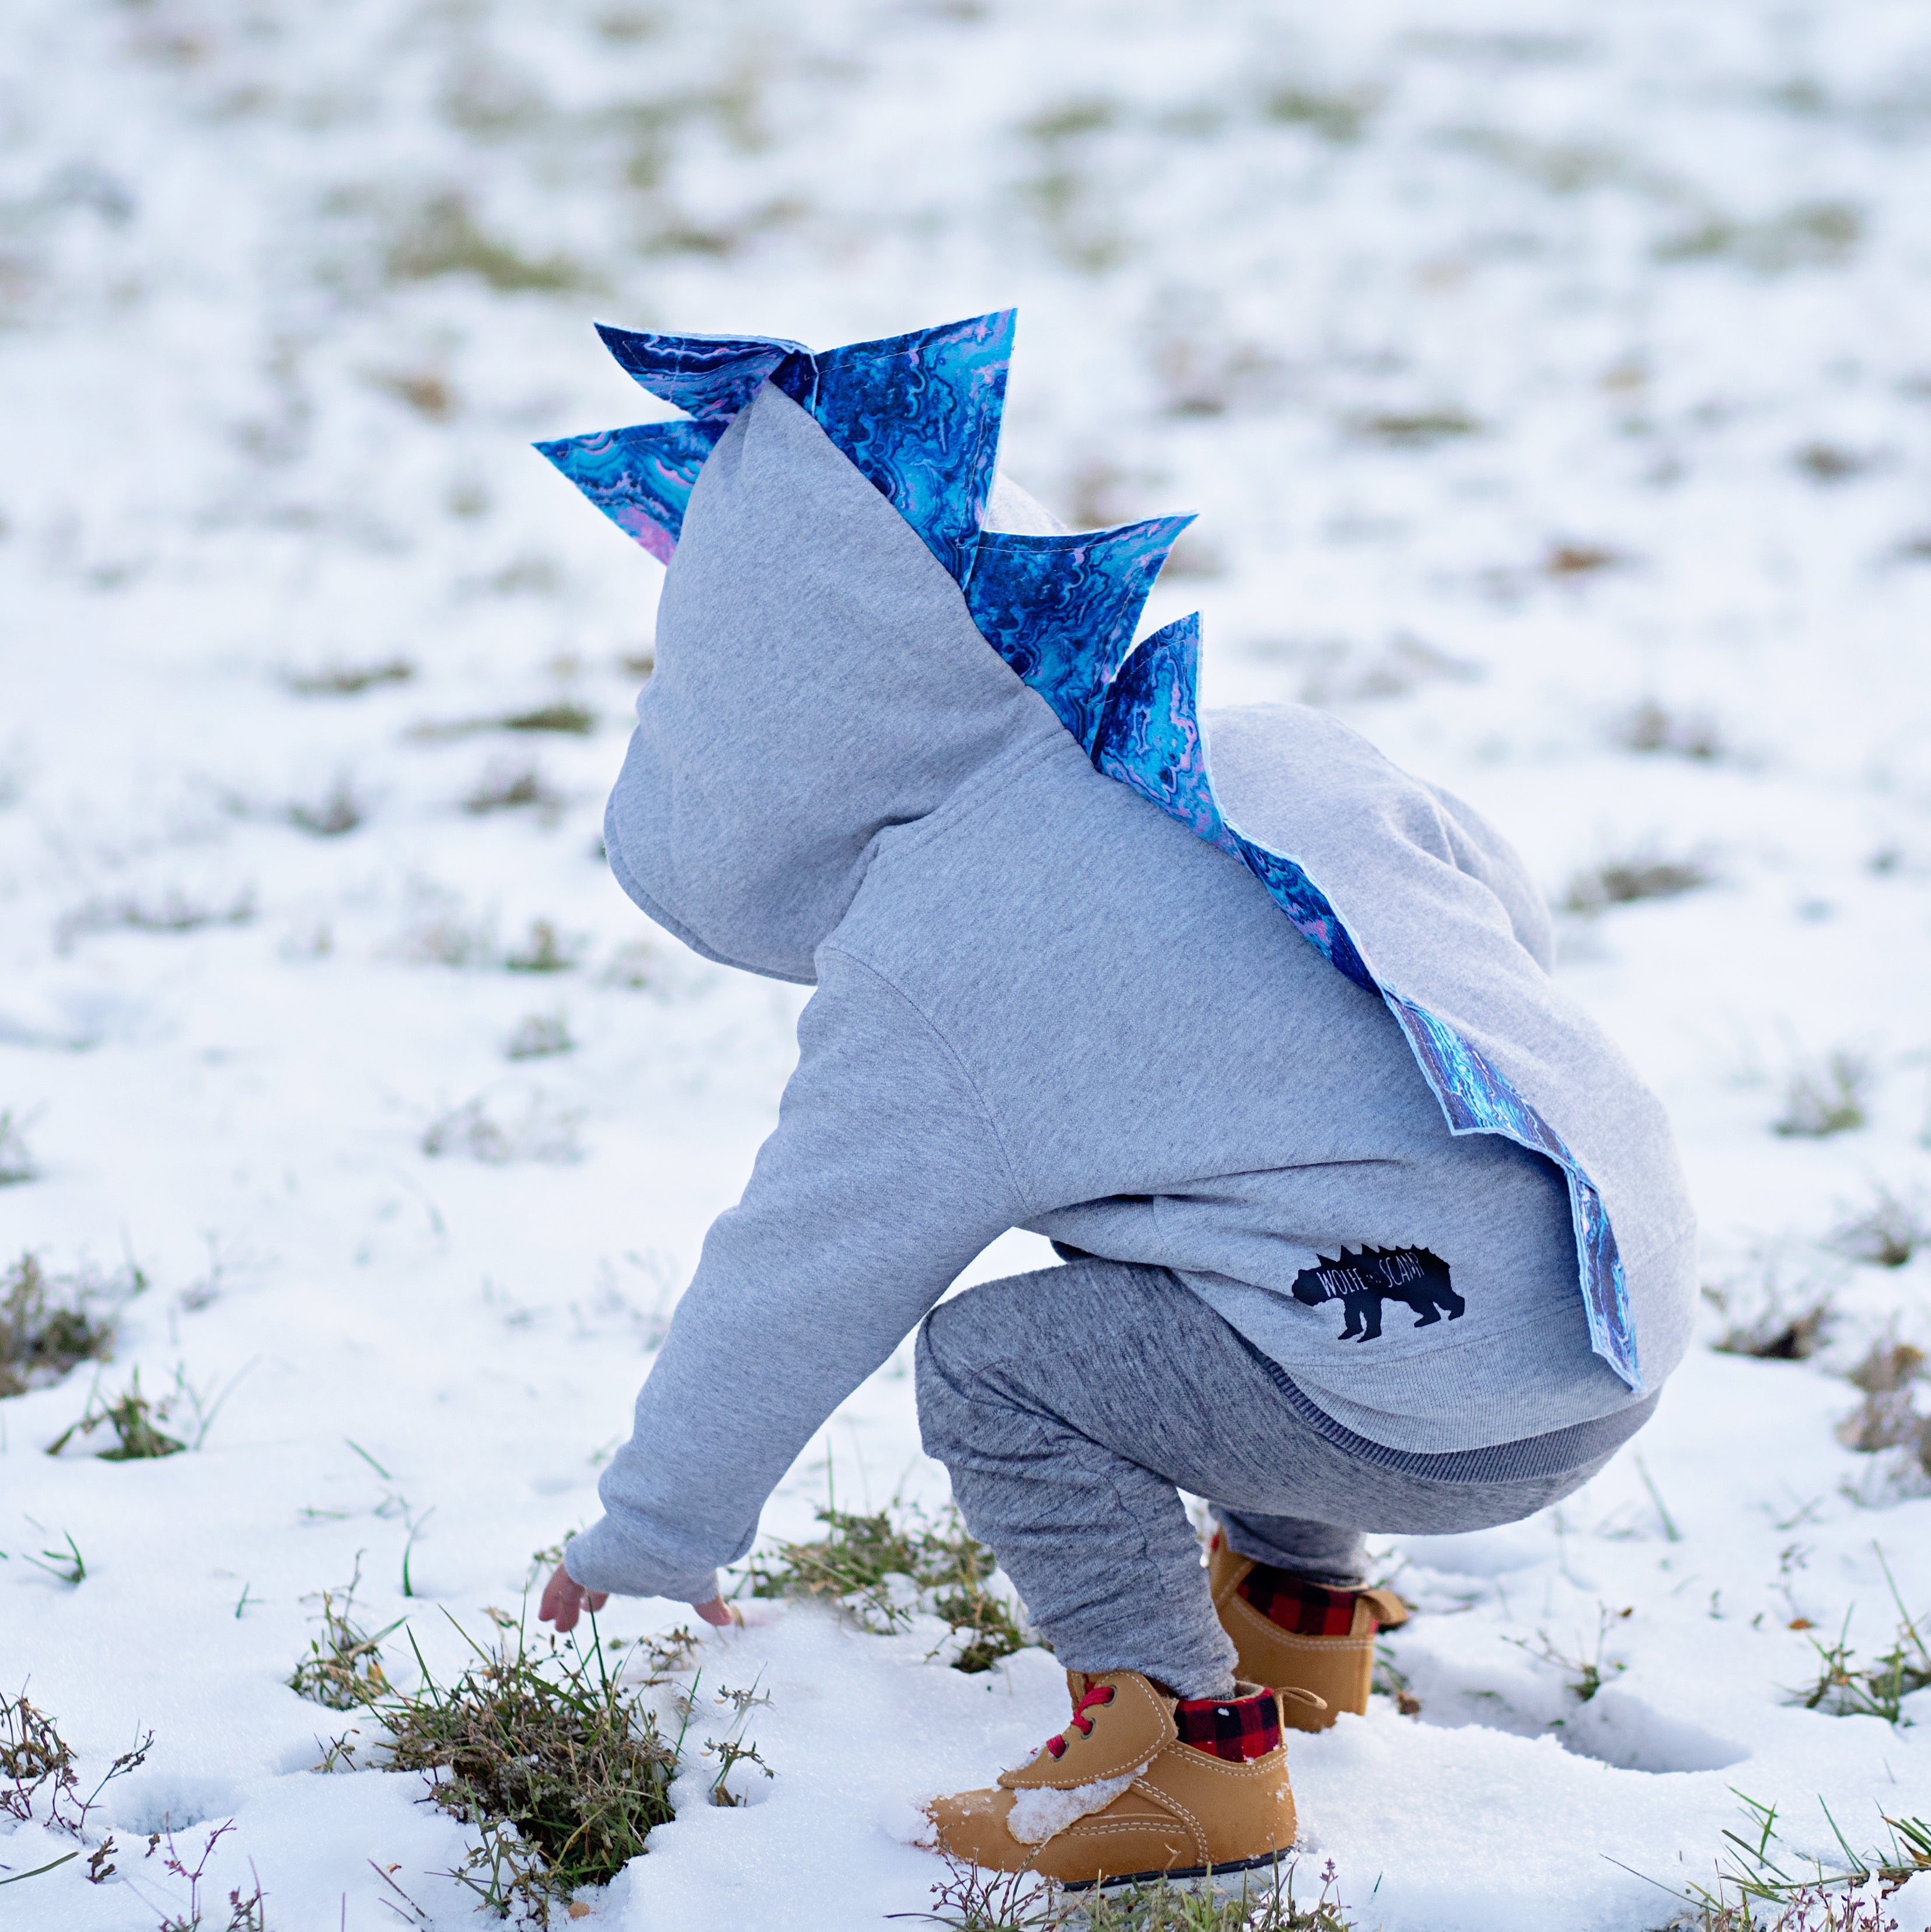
{"left": 543, "top": 311, "right": 1652, "bottom": 1394}
{"left": 602, "top": 381, "right": 1054, "bottom": 983}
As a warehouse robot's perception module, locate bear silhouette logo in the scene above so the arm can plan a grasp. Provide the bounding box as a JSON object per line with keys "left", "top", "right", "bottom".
{"left": 1290, "top": 1246, "right": 1464, "bottom": 1343}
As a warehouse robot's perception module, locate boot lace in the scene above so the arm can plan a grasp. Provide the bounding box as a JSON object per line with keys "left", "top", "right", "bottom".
{"left": 1044, "top": 1682, "right": 1116, "bottom": 1759}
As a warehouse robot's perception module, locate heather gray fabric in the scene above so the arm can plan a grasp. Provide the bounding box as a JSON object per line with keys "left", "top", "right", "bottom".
{"left": 564, "top": 381, "right": 1695, "bottom": 1605}
{"left": 917, "top": 1259, "right": 1652, "bottom": 1698}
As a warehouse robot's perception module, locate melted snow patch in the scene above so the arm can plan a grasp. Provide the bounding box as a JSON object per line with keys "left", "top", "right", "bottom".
{"left": 1006, "top": 1765, "right": 1147, "bottom": 1845}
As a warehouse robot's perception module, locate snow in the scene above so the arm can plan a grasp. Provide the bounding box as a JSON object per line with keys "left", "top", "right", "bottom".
{"left": 4, "top": 0, "right": 1930, "bottom": 1924}
{"left": 1005, "top": 1768, "right": 1146, "bottom": 1847}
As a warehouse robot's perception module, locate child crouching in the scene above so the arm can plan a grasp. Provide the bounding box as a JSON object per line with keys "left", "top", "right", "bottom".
{"left": 532, "top": 313, "right": 1695, "bottom": 1888}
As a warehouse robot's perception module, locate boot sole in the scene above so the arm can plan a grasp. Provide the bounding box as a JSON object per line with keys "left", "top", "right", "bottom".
{"left": 1061, "top": 1850, "right": 1290, "bottom": 1895}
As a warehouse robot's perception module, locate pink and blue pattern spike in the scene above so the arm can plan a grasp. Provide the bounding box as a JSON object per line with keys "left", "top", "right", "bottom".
{"left": 536, "top": 310, "right": 1642, "bottom": 1393}
{"left": 533, "top": 420, "right": 724, "bottom": 564}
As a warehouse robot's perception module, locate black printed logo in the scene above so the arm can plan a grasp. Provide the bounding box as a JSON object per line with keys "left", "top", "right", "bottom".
{"left": 1290, "top": 1246, "right": 1464, "bottom": 1344}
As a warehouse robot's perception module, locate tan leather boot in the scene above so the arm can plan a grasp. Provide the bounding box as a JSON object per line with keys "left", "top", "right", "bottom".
{"left": 1207, "top": 1535, "right": 1408, "bottom": 1733}
{"left": 926, "top": 1669, "right": 1321, "bottom": 1888}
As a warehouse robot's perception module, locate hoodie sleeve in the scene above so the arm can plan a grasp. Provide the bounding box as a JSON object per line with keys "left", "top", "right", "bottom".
{"left": 563, "top": 945, "right": 1029, "bottom": 1602}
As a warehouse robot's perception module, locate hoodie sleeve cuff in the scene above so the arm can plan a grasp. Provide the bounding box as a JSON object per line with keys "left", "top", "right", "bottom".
{"left": 564, "top": 1518, "right": 721, "bottom": 1606}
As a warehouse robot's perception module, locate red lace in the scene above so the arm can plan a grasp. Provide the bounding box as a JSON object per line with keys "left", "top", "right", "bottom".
{"left": 1045, "top": 1682, "right": 1116, "bottom": 1759}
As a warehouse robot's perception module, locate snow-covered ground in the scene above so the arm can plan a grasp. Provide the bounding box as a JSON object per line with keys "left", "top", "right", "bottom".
{"left": 5, "top": 0, "right": 1931, "bottom": 1924}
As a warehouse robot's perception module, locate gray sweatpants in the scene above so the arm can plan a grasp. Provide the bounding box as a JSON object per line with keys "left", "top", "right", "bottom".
{"left": 916, "top": 1259, "right": 1656, "bottom": 1699}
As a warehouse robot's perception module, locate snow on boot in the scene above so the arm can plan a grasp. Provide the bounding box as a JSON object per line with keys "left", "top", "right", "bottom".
{"left": 925, "top": 1669, "right": 1314, "bottom": 1888}
{"left": 1207, "top": 1535, "right": 1408, "bottom": 1732}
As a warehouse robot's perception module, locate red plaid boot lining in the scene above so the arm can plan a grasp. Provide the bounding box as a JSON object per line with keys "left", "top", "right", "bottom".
{"left": 1173, "top": 1692, "right": 1282, "bottom": 1763}
{"left": 1236, "top": 1563, "right": 1361, "bottom": 1637}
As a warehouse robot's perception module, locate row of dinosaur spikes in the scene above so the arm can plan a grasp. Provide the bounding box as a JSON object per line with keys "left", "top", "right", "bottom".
{"left": 533, "top": 309, "right": 1208, "bottom": 760}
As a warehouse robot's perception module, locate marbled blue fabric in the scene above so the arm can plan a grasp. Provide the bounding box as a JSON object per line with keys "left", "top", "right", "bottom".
{"left": 1385, "top": 997, "right": 1637, "bottom": 1385}
{"left": 533, "top": 420, "right": 725, "bottom": 564}
{"left": 594, "top": 324, "right": 805, "bottom": 422}
{"left": 558, "top": 311, "right": 1015, "bottom": 582}
{"left": 1090, "top": 613, "right": 1235, "bottom": 851}
{"left": 540, "top": 309, "right": 1645, "bottom": 1391}
{"left": 776, "top": 310, "right": 1015, "bottom": 582}
{"left": 969, "top": 518, "right": 1194, "bottom": 753}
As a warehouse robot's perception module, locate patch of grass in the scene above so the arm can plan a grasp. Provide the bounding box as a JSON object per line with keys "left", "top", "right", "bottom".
{"left": 1836, "top": 1339, "right": 1929, "bottom": 1468}
{"left": 1794, "top": 442, "right": 1877, "bottom": 485}
{"left": 1, "top": 1252, "right": 125, "bottom": 1398}
{"left": 421, "top": 1093, "right": 584, "bottom": 1166}
{"left": 13, "top": 1525, "right": 88, "bottom": 1585}
{"left": 743, "top": 1503, "right": 1029, "bottom": 1674}
{"left": 284, "top": 658, "right": 414, "bottom": 696}
{"left": 1645, "top": 1791, "right": 1931, "bottom": 1930}
{"left": 1705, "top": 1264, "right": 1835, "bottom": 1361}
{"left": 905, "top": 1852, "right": 1354, "bottom": 1929}
{"left": 1019, "top": 97, "right": 1120, "bottom": 142}
{"left": 462, "top": 762, "right": 564, "bottom": 817}
{"left": 1656, "top": 201, "right": 1863, "bottom": 271}
{"left": 285, "top": 773, "right": 368, "bottom": 838}
{"left": 1371, "top": 1645, "right": 1422, "bottom": 1717}
{"left": 414, "top": 703, "right": 597, "bottom": 742}
{"left": 1147, "top": 332, "right": 1285, "bottom": 421}
{"left": 1789, "top": 1559, "right": 1931, "bottom": 1725}
{"left": 1, "top": 1690, "right": 150, "bottom": 1839}
{"left": 1617, "top": 698, "right": 1723, "bottom": 761}
{"left": 505, "top": 1013, "right": 576, "bottom": 1061}
{"left": 1773, "top": 1050, "right": 1871, "bottom": 1139}
{"left": 1545, "top": 541, "right": 1630, "bottom": 577}
{"left": 1562, "top": 848, "right": 1714, "bottom": 914}
{"left": 1260, "top": 84, "right": 1380, "bottom": 143}
{"left": 1831, "top": 1187, "right": 1929, "bottom": 1269}
{"left": 369, "top": 369, "right": 456, "bottom": 420}
{"left": 386, "top": 193, "right": 587, "bottom": 294}
{"left": 44, "top": 1359, "right": 241, "bottom": 1460}
{"left": 144, "top": 1818, "right": 265, "bottom": 1930}
{"left": 46, "top": 1368, "right": 185, "bottom": 1459}
{"left": 701, "top": 1681, "right": 774, "bottom": 1807}
{"left": 0, "top": 1109, "right": 39, "bottom": 1186}
{"left": 57, "top": 886, "right": 257, "bottom": 949}
{"left": 1509, "top": 1603, "right": 1632, "bottom": 1708}
{"left": 501, "top": 702, "right": 596, "bottom": 736}
{"left": 1291, "top": 633, "right": 1481, "bottom": 708}
{"left": 599, "top": 940, "right": 655, "bottom": 990}
{"left": 289, "top": 1562, "right": 403, "bottom": 1711}
{"left": 1349, "top": 407, "right": 1482, "bottom": 447}
{"left": 380, "top": 1613, "right": 679, "bottom": 1922}
{"left": 504, "top": 920, "right": 581, "bottom": 974}
{"left": 1451, "top": 127, "right": 1623, "bottom": 193}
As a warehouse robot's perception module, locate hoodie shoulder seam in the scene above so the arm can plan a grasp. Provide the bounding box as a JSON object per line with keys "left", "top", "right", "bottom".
{"left": 819, "top": 942, "right": 1036, "bottom": 1221}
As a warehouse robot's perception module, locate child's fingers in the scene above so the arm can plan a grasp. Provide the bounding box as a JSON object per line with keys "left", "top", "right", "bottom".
{"left": 693, "top": 1595, "right": 738, "bottom": 1627}
{"left": 538, "top": 1562, "right": 582, "bottom": 1630}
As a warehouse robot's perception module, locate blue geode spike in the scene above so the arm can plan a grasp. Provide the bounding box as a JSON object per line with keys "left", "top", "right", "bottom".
{"left": 534, "top": 420, "right": 726, "bottom": 564}
{"left": 1090, "top": 614, "right": 1236, "bottom": 851}
{"left": 595, "top": 324, "right": 808, "bottom": 422}
{"left": 779, "top": 311, "right": 1016, "bottom": 584}
{"left": 968, "top": 517, "right": 1195, "bottom": 753}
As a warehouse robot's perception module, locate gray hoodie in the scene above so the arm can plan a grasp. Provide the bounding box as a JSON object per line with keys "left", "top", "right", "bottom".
{"left": 563, "top": 378, "right": 1694, "bottom": 1605}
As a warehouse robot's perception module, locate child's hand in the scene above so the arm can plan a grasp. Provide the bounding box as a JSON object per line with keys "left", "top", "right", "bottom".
{"left": 536, "top": 1561, "right": 736, "bottom": 1632}
{"left": 538, "top": 1562, "right": 607, "bottom": 1632}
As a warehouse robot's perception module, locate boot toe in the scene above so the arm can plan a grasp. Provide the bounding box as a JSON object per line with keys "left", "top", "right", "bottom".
{"left": 926, "top": 1786, "right": 1035, "bottom": 1873}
